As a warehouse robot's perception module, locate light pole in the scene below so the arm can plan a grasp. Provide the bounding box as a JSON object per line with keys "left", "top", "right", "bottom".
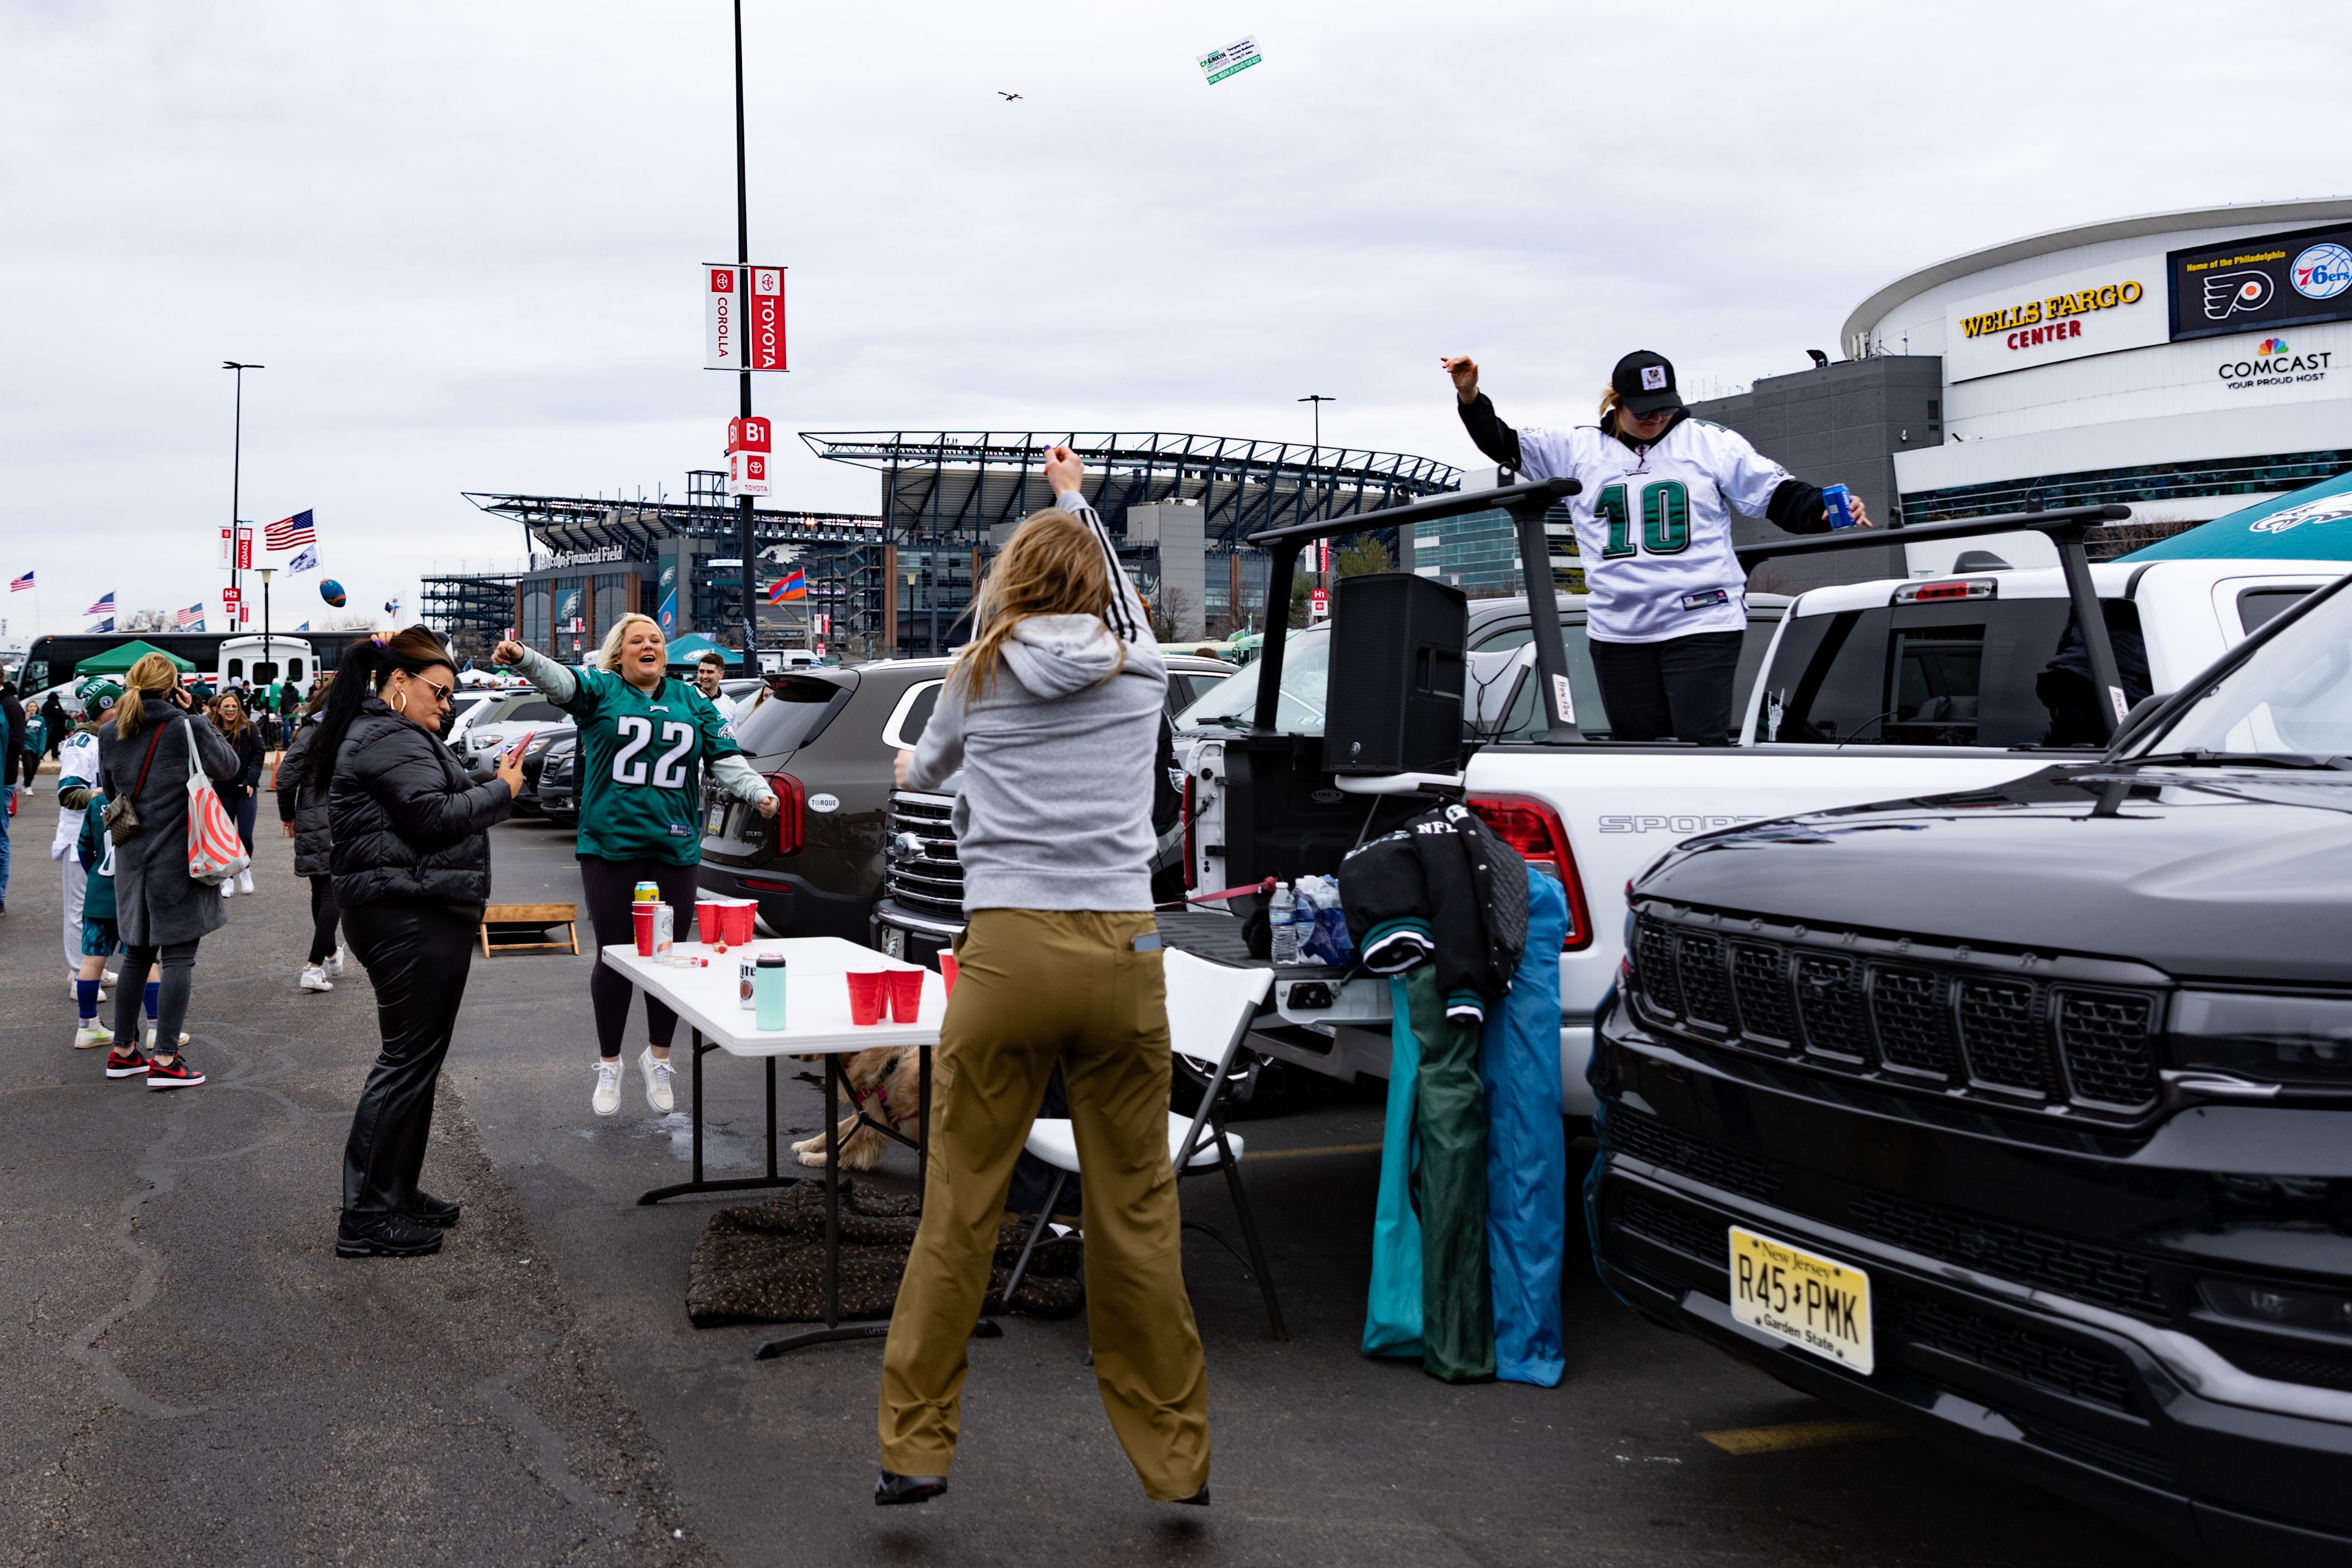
{"left": 731, "top": 0, "right": 758, "bottom": 666}
{"left": 257, "top": 567, "right": 275, "bottom": 708}
{"left": 224, "top": 362, "right": 264, "bottom": 610}
{"left": 1297, "top": 394, "right": 1334, "bottom": 450}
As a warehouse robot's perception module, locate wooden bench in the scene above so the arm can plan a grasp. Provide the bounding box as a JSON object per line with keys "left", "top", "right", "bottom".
{"left": 480, "top": 902, "right": 580, "bottom": 957}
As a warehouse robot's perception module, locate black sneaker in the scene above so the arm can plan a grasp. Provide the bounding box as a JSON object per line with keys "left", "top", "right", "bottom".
{"left": 336, "top": 1212, "right": 444, "bottom": 1258}
{"left": 146, "top": 1056, "right": 207, "bottom": 1090}
{"left": 105, "top": 1046, "right": 151, "bottom": 1080}
{"left": 874, "top": 1470, "right": 947, "bottom": 1507}
{"left": 405, "top": 1191, "right": 462, "bottom": 1227}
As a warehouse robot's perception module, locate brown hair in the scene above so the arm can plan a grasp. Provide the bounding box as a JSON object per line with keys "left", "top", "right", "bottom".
{"left": 1597, "top": 385, "right": 1621, "bottom": 424}
{"left": 113, "top": 653, "right": 184, "bottom": 739}
{"left": 951, "top": 509, "right": 1127, "bottom": 700}
{"left": 303, "top": 672, "right": 335, "bottom": 717}
{"left": 696, "top": 649, "right": 726, "bottom": 671}
{"left": 214, "top": 689, "right": 251, "bottom": 741}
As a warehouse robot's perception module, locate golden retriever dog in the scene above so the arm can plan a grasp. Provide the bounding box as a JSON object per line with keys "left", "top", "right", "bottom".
{"left": 791, "top": 1047, "right": 924, "bottom": 1170}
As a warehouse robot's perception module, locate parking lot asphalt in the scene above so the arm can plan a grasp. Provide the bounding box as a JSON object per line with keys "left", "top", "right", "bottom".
{"left": 0, "top": 786, "right": 2183, "bottom": 1566}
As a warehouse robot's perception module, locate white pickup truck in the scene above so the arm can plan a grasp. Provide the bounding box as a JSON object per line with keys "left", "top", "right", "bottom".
{"left": 1178, "top": 503, "right": 2346, "bottom": 1120}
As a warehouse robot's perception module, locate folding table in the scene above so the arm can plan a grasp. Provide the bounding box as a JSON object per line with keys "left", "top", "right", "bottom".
{"left": 600, "top": 935, "right": 994, "bottom": 1357}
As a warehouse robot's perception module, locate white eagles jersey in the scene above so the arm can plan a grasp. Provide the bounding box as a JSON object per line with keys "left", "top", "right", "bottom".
{"left": 1512, "top": 417, "right": 1793, "bottom": 643}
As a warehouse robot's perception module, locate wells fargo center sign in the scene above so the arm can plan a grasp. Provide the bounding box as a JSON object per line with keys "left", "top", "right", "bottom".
{"left": 1944, "top": 253, "right": 2168, "bottom": 381}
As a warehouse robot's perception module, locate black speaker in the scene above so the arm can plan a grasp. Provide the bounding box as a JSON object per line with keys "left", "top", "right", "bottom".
{"left": 1321, "top": 572, "right": 1468, "bottom": 775}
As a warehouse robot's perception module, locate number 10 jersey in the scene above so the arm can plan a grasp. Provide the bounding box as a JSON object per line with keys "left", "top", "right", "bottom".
{"left": 561, "top": 667, "right": 743, "bottom": 865}
{"left": 1512, "top": 418, "right": 1793, "bottom": 644}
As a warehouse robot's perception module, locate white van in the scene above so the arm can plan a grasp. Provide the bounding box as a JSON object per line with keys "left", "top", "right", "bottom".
{"left": 216, "top": 635, "right": 316, "bottom": 697}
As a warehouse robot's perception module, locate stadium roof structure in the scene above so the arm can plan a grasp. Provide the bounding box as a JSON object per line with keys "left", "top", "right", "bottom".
{"left": 463, "top": 473, "right": 882, "bottom": 559}
{"left": 801, "top": 430, "right": 1462, "bottom": 546}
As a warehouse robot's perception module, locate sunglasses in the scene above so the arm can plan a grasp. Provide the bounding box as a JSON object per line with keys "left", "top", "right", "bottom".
{"left": 416, "top": 678, "right": 455, "bottom": 707}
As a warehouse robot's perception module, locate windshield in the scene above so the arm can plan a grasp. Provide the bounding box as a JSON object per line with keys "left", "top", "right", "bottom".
{"left": 1175, "top": 627, "right": 1331, "bottom": 732}
{"left": 2136, "top": 581, "right": 2352, "bottom": 760}
{"left": 732, "top": 675, "right": 850, "bottom": 758}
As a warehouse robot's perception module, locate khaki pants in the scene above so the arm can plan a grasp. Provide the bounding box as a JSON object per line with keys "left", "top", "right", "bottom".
{"left": 878, "top": 909, "right": 1210, "bottom": 1499}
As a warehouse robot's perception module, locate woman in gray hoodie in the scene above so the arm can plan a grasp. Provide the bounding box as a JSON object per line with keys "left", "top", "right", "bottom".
{"left": 875, "top": 447, "right": 1208, "bottom": 1509}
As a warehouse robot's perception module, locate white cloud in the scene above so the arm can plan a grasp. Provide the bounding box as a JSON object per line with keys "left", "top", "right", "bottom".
{"left": 3, "top": 0, "right": 2345, "bottom": 636}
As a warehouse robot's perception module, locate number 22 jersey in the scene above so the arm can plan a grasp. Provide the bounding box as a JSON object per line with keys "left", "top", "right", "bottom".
{"left": 1511, "top": 417, "right": 1793, "bottom": 644}
{"left": 560, "top": 667, "right": 743, "bottom": 865}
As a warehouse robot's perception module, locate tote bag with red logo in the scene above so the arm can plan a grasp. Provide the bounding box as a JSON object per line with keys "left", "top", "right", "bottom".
{"left": 185, "top": 721, "right": 251, "bottom": 885}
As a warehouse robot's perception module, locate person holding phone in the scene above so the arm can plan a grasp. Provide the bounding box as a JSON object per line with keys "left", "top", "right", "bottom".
{"left": 491, "top": 614, "right": 777, "bottom": 1119}
{"left": 314, "top": 628, "right": 523, "bottom": 1258}
{"left": 873, "top": 445, "right": 1209, "bottom": 1511}
{"left": 95, "top": 655, "right": 243, "bottom": 1089}
{"left": 1443, "top": 349, "right": 1870, "bottom": 746}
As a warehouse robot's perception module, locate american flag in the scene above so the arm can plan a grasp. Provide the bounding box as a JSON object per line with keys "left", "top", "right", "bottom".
{"left": 84, "top": 591, "right": 114, "bottom": 616}
{"left": 265, "top": 510, "right": 316, "bottom": 552}
{"left": 175, "top": 602, "right": 205, "bottom": 628}
{"left": 7, "top": 570, "right": 31, "bottom": 592}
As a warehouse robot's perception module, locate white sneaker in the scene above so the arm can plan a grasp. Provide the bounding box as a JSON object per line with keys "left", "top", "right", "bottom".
{"left": 237, "top": 869, "right": 255, "bottom": 894}
{"left": 299, "top": 966, "right": 334, "bottom": 992}
{"left": 639, "top": 1047, "right": 676, "bottom": 1114}
{"left": 592, "top": 1058, "right": 622, "bottom": 1117}
{"left": 69, "top": 980, "right": 110, "bottom": 1004}
{"left": 104, "top": 969, "right": 118, "bottom": 985}
{"left": 220, "top": 880, "right": 234, "bottom": 900}
{"left": 73, "top": 1022, "right": 111, "bottom": 1049}
{"left": 327, "top": 947, "right": 346, "bottom": 977}
{"left": 146, "top": 1027, "right": 190, "bottom": 1050}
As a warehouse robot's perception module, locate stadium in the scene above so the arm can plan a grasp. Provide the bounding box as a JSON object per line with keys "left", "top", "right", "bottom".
{"left": 428, "top": 433, "right": 1461, "bottom": 660}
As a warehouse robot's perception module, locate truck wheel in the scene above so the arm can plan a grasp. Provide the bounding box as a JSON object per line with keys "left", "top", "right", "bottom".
{"left": 1170, "top": 1047, "right": 1305, "bottom": 1120}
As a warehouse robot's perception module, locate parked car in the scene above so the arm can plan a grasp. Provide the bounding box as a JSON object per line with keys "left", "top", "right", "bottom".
{"left": 865, "top": 652, "right": 1240, "bottom": 965}
{"left": 457, "top": 689, "right": 574, "bottom": 779}
{"left": 443, "top": 689, "right": 501, "bottom": 744}
{"left": 1589, "top": 570, "right": 2352, "bottom": 1562}
{"left": 538, "top": 732, "right": 579, "bottom": 827}
{"left": 510, "top": 727, "right": 576, "bottom": 817}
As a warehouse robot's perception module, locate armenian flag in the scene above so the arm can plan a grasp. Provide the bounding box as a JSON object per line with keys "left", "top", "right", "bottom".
{"left": 767, "top": 568, "right": 807, "bottom": 603}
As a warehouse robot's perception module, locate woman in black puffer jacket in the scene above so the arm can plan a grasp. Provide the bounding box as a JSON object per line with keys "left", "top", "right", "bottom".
{"left": 314, "top": 629, "right": 524, "bottom": 1259}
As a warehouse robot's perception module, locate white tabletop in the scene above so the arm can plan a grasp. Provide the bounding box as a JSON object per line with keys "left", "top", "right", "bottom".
{"left": 599, "top": 935, "right": 944, "bottom": 1056}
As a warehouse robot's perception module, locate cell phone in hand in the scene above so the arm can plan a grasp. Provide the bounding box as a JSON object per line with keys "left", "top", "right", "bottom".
{"left": 1824, "top": 483, "right": 1858, "bottom": 529}
{"left": 506, "top": 730, "right": 536, "bottom": 762}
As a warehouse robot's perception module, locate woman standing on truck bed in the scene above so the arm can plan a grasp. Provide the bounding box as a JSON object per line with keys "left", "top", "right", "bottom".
{"left": 1444, "top": 349, "right": 1868, "bottom": 746}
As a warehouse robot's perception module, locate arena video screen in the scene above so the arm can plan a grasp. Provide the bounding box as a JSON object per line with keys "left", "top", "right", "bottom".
{"left": 2168, "top": 220, "right": 2352, "bottom": 342}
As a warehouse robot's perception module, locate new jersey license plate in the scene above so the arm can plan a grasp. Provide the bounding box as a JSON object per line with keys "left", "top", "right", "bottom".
{"left": 1728, "top": 1226, "right": 1874, "bottom": 1374}
{"left": 704, "top": 800, "right": 727, "bottom": 835}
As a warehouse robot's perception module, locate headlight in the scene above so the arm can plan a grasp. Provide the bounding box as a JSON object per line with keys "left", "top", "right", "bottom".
{"left": 2174, "top": 990, "right": 2352, "bottom": 1088}
{"left": 2200, "top": 1276, "right": 2352, "bottom": 1336}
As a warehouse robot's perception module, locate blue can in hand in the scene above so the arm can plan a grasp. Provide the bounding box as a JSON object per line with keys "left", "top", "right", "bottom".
{"left": 1824, "top": 483, "right": 1858, "bottom": 529}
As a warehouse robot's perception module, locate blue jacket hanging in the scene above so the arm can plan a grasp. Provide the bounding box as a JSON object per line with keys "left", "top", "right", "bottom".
{"left": 1361, "top": 973, "right": 1424, "bottom": 1358}
{"left": 1480, "top": 867, "right": 1569, "bottom": 1387}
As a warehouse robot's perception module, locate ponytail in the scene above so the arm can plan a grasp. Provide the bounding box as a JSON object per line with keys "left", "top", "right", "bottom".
{"left": 305, "top": 627, "right": 453, "bottom": 792}
{"left": 1597, "top": 385, "right": 1621, "bottom": 425}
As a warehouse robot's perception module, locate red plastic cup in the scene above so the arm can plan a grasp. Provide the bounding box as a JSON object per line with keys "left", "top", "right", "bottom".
{"left": 846, "top": 971, "right": 886, "bottom": 1026}
{"left": 727, "top": 901, "right": 756, "bottom": 944}
{"left": 887, "top": 967, "right": 924, "bottom": 1023}
{"left": 938, "top": 952, "right": 959, "bottom": 995}
{"left": 633, "top": 903, "right": 658, "bottom": 957}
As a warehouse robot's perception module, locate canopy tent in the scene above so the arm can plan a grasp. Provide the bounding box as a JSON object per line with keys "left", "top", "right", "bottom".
{"left": 73, "top": 639, "right": 197, "bottom": 675}
{"left": 2120, "top": 468, "right": 2352, "bottom": 562}
{"left": 663, "top": 633, "right": 742, "bottom": 668}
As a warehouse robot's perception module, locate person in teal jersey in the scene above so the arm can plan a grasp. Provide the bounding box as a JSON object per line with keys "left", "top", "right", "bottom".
{"left": 494, "top": 615, "right": 777, "bottom": 1118}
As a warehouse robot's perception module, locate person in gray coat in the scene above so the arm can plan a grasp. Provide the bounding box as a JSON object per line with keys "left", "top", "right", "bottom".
{"left": 276, "top": 676, "right": 342, "bottom": 992}
{"left": 96, "top": 653, "right": 241, "bottom": 1090}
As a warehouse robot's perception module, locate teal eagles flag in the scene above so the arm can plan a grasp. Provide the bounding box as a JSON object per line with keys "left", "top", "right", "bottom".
{"left": 2121, "top": 467, "right": 2352, "bottom": 561}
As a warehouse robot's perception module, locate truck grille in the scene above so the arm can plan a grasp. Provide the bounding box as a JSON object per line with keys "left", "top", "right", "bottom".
{"left": 1880, "top": 1286, "right": 2139, "bottom": 1412}
{"left": 1628, "top": 910, "right": 2163, "bottom": 1121}
{"left": 883, "top": 794, "right": 963, "bottom": 922}
{"left": 1599, "top": 1105, "right": 1780, "bottom": 1201}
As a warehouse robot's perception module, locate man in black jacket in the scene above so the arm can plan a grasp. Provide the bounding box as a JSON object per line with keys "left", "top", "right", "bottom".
{"left": 0, "top": 682, "right": 23, "bottom": 915}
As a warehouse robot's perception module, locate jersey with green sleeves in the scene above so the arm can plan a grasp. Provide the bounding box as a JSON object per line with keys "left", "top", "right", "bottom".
{"left": 561, "top": 668, "right": 743, "bottom": 865}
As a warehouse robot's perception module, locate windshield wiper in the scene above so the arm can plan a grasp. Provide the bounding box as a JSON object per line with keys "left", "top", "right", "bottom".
{"left": 2127, "top": 749, "right": 2352, "bottom": 771}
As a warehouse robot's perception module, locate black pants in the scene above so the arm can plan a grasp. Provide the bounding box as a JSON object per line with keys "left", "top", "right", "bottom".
{"left": 113, "top": 939, "right": 199, "bottom": 1052}
{"left": 16, "top": 751, "right": 35, "bottom": 788}
{"left": 578, "top": 855, "right": 701, "bottom": 1061}
{"left": 307, "top": 875, "right": 342, "bottom": 966}
{"left": 1588, "top": 630, "right": 1745, "bottom": 746}
{"left": 341, "top": 900, "right": 476, "bottom": 1216}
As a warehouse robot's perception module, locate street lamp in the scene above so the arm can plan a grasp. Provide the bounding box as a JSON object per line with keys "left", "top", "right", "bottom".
{"left": 1297, "top": 394, "right": 1335, "bottom": 450}
{"left": 224, "top": 361, "right": 264, "bottom": 606}
{"left": 257, "top": 566, "right": 275, "bottom": 709}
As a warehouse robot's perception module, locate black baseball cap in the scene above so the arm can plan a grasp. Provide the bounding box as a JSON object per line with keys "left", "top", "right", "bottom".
{"left": 1612, "top": 350, "right": 1682, "bottom": 416}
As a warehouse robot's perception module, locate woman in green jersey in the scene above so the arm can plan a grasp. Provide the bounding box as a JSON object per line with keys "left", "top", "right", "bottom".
{"left": 494, "top": 616, "right": 777, "bottom": 1117}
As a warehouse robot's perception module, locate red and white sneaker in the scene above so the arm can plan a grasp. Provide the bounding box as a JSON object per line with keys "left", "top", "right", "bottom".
{"left": 105, "top": 1047, "right": 151, "bottom": 1080}
{"left": 146, "top": 1056, "right": 206, "bottom": 1090}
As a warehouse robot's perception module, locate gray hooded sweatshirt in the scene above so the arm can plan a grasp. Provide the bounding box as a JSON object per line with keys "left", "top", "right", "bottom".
{"left": 905, "top": 491, "right": 1167, "bottom": 913}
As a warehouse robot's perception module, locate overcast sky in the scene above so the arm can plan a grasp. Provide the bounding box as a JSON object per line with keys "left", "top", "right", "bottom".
{"left": 4, "top": 0, "right": 2347, "bottom": 640}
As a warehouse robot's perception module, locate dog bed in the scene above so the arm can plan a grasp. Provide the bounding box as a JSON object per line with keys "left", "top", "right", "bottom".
{"left": 686, "top": 1179, "right": 1085, "bottom": 1327}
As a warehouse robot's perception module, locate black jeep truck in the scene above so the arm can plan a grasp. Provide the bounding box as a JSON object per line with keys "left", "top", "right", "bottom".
{"left": 1592, "top": 570, "right": 2352, "bottom": 1563}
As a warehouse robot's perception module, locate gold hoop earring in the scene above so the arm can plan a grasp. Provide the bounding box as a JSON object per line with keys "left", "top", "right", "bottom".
{"left": 393, "top": 688, "right": 408, "bottom": 716}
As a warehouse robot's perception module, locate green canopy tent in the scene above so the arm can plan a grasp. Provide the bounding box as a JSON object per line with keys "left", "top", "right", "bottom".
{"left": 72, "top": 639, "right": 198, "bottom": 675}
{"left": 662, "top": 632, "right": 743, "bottom": 669}
{"left": 2120, "top": 468, "right": 2352, "bottom": 562}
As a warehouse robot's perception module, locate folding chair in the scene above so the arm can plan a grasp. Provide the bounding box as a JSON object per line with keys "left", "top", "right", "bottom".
{"left": 1002, "top": 950, "right": 1285, "bottom": 1337}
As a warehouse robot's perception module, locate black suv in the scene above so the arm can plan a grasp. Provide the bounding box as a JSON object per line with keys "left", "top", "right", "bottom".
{"left": 1591, "top": 573, "right": 2352, "bottom": 1562}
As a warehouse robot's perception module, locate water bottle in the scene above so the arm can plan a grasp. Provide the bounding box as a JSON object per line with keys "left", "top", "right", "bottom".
{"left": 1270, "top": 882, "right": 1301, "bottom": 965}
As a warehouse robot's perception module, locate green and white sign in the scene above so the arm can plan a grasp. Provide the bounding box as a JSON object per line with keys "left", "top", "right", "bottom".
{"left": 1198, "top": 35, "right": 1262, "bottom": 85}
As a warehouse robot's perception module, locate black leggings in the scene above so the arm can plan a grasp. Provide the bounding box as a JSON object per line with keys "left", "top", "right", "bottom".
{"left": 17, "top": 751, "right": 35, "bottom": 788}
{"left": 308, "top": 875, "right": 342, "bottom": 966}
{"left": 113, "top": 939, "right": 199, "bottom": 1053}
{"left": 341, "top": 900, "right": 476, "bottom": 1216}
{"left": 1588, "top": 630, "right": 1745, "bottom": 746}
{"left": 578, "top": 855, "right": 702, "bottom": 1061}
